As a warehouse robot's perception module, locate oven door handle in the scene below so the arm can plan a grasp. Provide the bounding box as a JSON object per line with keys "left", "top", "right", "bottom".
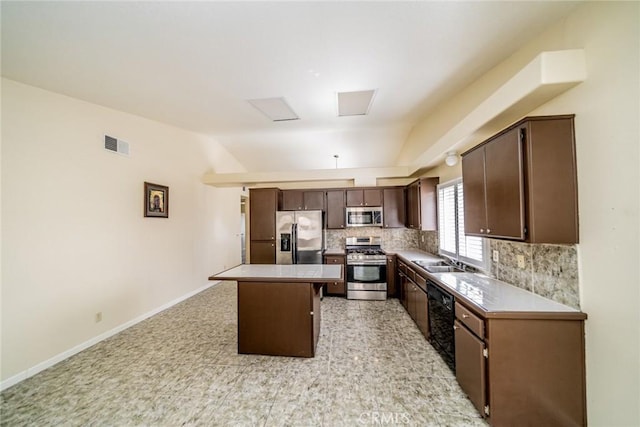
{"left": 347, "top": 261, "right": 387, "bottom": 266}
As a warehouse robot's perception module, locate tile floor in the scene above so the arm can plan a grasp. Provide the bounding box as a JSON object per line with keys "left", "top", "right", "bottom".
{"left": 1, "top": 281, "right": 487, "bottom": 426}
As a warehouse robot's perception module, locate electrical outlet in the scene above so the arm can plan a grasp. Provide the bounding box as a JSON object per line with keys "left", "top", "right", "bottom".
{"left": 95, "top": 312, "right": 102, "bottom": 323}
{"left": 421, "top": 235, "right": 425, "bottom": 243}
{"left": 517, "top": 255, "right": 526, "bottom": 269}
{"left": 492, "top": 250, "right": 499, "bottom": 263}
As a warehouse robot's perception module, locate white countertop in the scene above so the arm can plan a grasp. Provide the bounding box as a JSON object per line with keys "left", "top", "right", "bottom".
{"left": 391, "top": 248, "right": 582, "bottom": 316}
{"left": 429, "top": 272, "right": 581, "bottom": 314}
{"left": 210, "top": 264, "right": 343, "bottom": 282}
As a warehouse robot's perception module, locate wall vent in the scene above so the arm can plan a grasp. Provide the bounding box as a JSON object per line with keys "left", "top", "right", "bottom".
{"left": 104, "top": 135, "right": 130, "bottom": 156}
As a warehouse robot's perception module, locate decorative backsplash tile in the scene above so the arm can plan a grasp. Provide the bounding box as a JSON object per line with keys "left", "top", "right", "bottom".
{"left": 489, "top": 240, "right": 534, "bottom": 292}
{"left": 531, "top": 244, "right": 580, "bottom": 309}
{"left": 325, "top": 227, "right": 420, "bottom": 251}
{"left": 488, "top": 239, "right": 580, "bottom": 309}
{"left": 419, "top": 230, "right": 439, "bottom": 254}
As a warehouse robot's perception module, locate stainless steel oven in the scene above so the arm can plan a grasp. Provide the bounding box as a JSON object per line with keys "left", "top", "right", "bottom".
{"left": 346, "top": 237, "right": 387, "bottom": 300}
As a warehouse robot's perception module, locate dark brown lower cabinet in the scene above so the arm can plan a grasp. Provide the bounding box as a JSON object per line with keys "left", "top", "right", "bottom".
{"left": 386, "top": 255, "right": 396, "bottom": 296}
{"left": 249, "top": 241, "right": 275, "bottom": 264}
{"left": 399, "top": 272, "right": 408, "bottom": 309}
{"left": 486, "top": 318, "right": 586, "bottom": 426}
{"left": 323, "top": 254, "right": 346, "bottom": 296}
{"left": 454, "top": 319, "right": 486, "bottom": 416}
{"left": 452, "top": 299, "right": 586, "bottom": 426}
{"left": 398, "top": 262, "right": 429, "bottom": 340}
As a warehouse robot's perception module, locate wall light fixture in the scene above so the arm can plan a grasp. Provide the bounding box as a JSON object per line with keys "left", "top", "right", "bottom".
{"left": 445, "top": 151, "right": 459, "bottom": 167}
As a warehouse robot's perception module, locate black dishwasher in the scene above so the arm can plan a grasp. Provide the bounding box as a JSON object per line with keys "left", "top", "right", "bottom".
{"left": 427, "top": 280, "right": 455, "bottom": 372}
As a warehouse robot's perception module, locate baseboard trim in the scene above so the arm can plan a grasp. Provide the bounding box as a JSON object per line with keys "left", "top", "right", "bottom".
{"left": 0, "top": 280, "right": 222, "bottom": 391}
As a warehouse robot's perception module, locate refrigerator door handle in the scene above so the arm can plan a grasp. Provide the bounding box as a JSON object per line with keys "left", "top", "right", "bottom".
{"left": 292, "top": 223, "right": 298, "bottom": 264}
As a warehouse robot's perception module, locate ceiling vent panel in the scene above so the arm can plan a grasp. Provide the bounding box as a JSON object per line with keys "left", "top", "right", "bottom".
{"left": 248, "top": 97, "right": 300, "bottom": 121}
{"left": 104, "top": 135, "right": 130, "bottom": 156}
{"left": 337, "top": 90, "right": 376, "bottom": 116}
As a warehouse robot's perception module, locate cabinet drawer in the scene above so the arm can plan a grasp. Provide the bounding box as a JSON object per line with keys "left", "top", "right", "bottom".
{"left": 324, "top": 255, "right": 344, "bottom": 265}
{"left": 414, "top": 274, "right": 427, "bottom": 291}
{"left": 398, "top": 262, "right": 407, "bottom": 275}
{"left": 326, "top": 281, "right": 345, "bottom": 296}
{"left": 455, "top": 302, "right": 485, "bottom": 339}
{"left": 407, "top": 268, "right": 416, "bottom": 283}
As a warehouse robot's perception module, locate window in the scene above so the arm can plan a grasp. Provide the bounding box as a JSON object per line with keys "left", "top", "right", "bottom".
{"left": 438, "top": 179, "right": 487, "bottom": 269}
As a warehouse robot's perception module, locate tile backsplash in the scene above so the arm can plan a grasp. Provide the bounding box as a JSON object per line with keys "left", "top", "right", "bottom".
{"left": 325, "top": 227, "right": 420, "bottom": 251}
{"left": 327, "top": 227, "right": 580, "bottom": 309}
{"left": 489, "top": 240, "right": 580, "bottom": 309}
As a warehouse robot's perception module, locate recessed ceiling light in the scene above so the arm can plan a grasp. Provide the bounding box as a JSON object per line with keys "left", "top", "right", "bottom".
{"left": 247, "top": 97, "right": 299, "bottom": 122}
{"left": 337, "top": 90, "right": 376, "bottom": 117}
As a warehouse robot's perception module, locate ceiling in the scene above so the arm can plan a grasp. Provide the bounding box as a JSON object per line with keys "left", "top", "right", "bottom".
{"left": 1, "top": 1, "right": 580, "bottom": 174}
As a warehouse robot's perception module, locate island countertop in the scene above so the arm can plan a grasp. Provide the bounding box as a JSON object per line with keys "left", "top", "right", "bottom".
{"left": 209, "top": 264, "right": 343, "bottom": 283}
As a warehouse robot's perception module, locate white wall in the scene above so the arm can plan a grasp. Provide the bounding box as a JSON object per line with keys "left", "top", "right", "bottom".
{"left": 1, "top": 79, "right": 244, "bottom": 384}
{"left": 421, "top": 3, "right": 639, "bottom": 425}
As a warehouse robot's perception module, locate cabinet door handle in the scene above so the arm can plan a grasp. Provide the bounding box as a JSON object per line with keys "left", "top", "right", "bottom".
{"left": 453, "top": 325, "right": 459, "bottom": 330}
{"left": 480, "top": 228, "right": 484, "bottom": 233}
{"left": 487, "top": 228, "right": 491, "bottom": 233}
{"left": 462, "top": 313, "right": 469, "bottom": 319}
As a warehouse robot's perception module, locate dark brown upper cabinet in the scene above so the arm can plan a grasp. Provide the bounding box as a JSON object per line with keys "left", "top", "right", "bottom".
{"left": 462, "top": 128, "right": 526, "bottom": 239}
{"left": 461, "top": 115, "right": 578, "bottom": 244}
{"left": 346, "top": 189, "right": 382, "bottom": 207}
{"left": 303, "top": 190, "right": 325, "bottom": 210}
{"left": 405, "top": 178, "right": 438, "bottom": 230}
{"left": 325, "top": 190, "right": 346, "bottom": 229}
{"left": 281, "top": 190, "right": 304, "bottom": 211}
{"left": 280, "top": 190, "right": 325, "bottom": 211}
{"left": 382, "top": 187, "right": 405, "bottom": 228}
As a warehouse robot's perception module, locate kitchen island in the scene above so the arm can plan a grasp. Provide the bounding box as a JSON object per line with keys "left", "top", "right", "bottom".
{"left": 209, "top": 264, "right": 343, "bottom": 358}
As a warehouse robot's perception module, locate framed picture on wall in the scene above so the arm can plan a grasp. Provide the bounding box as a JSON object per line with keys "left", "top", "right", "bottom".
{"left": 144, "top": 182, "right": 169, "bottom": 218}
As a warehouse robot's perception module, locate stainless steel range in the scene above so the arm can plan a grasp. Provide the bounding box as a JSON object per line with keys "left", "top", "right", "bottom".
{"left": 345, "top": 237, "right": 387, "bottom": 300}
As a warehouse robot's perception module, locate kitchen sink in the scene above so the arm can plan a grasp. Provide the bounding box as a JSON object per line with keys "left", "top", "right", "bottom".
{"left": 422, "top": 265, "right": 463, "bottom": 273}
{"left": 412, "top": 259, "right": 464, "bottom": 273}
{"left": 412, "top": 260, "right": 448, "bottom": 268}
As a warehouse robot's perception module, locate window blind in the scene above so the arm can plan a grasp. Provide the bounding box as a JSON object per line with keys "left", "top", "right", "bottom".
{"left": 438, "top": 184, "right": 457, "bottom": 257}
{"left": 457, "top": 182, "right": 484, "bottom": 263}
{"left": 437, "top": 179, "right": 486, "bottom": 268}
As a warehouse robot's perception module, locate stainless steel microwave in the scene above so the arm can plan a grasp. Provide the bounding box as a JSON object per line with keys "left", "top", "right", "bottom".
{"left": 346, "top": 206, "right": 383, "bottom": 227}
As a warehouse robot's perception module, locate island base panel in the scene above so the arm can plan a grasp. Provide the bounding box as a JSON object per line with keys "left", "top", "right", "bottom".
{"left": 237, "top": 281, "right": 319, "bottom": 358}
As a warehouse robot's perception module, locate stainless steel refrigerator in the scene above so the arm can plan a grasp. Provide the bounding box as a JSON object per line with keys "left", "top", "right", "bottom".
{"left": 276, "top": 210, "right": 324, "bottom": 264}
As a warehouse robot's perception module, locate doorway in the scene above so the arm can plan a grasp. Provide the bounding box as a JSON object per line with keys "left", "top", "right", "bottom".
{"left": 240, "top": 196, "right": 249, "bottom": 264}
